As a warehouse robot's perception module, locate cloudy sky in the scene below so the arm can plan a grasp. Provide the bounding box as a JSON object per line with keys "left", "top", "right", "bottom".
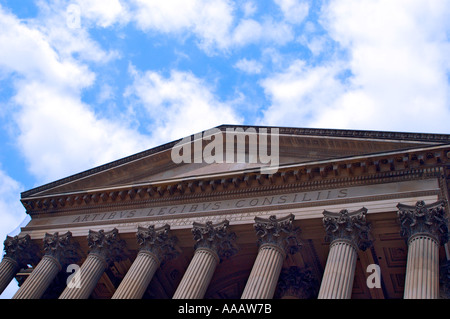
{"left": 1, "top": 0, "right": 450, "bottom": 298}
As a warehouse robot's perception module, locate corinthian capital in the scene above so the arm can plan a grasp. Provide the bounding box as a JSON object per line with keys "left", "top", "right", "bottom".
{"left": 397, "top": 200, "right": 449, "bottom": 245}
{"left": 322, "top": 207, "right": 373, "bottom": 251}
{"left": 254, "top": 214, "right": 302, "bottom": 255}
{"left": 87, "top": 228, "right": 126, "bottom": 265}
{"left": 136, "top": 224, "right": 180, "bottom": 264}
{"left": 275, "top": 267, "right": 319, "bottom": 299}
{"left": 43, "top": 231, "right": 80, "bottom": 267}
{"left": 3, "top": 234, "right": 40, "bottom": 268}
{"left": 192, "top": 220, "right": 238, "bottom": 261}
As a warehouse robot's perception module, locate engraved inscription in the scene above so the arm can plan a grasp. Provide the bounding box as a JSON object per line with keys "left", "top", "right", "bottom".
{"left": 71, "top": 188, "right": 348, "bottom": 224}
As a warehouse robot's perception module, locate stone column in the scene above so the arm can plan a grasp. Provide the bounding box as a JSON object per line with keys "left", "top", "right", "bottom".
{"left": 241, "top": 214, "right": 302, "bottom": 299}
{"left": 397, "top": 200, "right": 449, "bottom": 299}
{"left": 173, "top": 220, "right": 237, "bottom": 299}
{"left": 0, "top": 234, "right": 40, "bottom": 295}
{"left": 318, "top": 207, "right": 373, "bottom": 299}
{"left": 12, "top": 232, "right": 79, "bottom": 299}
{"left": 440, "top": 243, "right": 450, "bottom": 298}
{"left": 112, "top": 224, "right": 179, "bottom": 299}
{"left": 59, "top": 228, "right": 125, "bottom": 299}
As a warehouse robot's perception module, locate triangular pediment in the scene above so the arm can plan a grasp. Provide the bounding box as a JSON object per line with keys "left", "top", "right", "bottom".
{"left": 22, "top": 125, "right": 450, "bottom": 199}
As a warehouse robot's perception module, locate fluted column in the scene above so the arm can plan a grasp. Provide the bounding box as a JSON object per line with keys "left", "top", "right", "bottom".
{"left": 318, "top": 207, "right": 373, "bottom": 299}
{"left": 0, "top": 234, "right": 39, "bottom": 294}
{"left": 397, "top": 200, "right": 449, "bottom": 299}
{"left": 59, "top": 228, "right": 125, "bottom": 299}
{"left": 173, "top": 220, "right": 237, "bottom": 299}
{"left": 440, "top": 243, "right": 450, "bottom": 298}
{"left": 13, "top": 232, "right": 79, "bottom": 299}
{"left": 241, "top": 214, "right": 302, "bottom": 299}
{"left": 112, "top": 224, "right": 179, "bottom": 299}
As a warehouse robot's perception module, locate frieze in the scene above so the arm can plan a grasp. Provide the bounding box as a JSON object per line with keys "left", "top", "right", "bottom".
{"left": 21, "top": 179, "right": 440, "bottom": 233}
{"left": 21, "top": 147, "right": 449, "bottom": 213}
{"left": 69, "top": 188, "right": 349, "bottom": 224}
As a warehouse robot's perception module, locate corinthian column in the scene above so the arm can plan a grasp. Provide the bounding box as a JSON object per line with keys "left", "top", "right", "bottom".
{"left": 59, "top": 228, "right": 125, "bottom": 299}
{"left": 397, "top": 200, "right": 449, "bottom": 299}
{"left": 13, "top": 232, "right": 79, "bottom": 299}
{"left": 112, "top": 224, "right": 179, "bottom": 299}
{"left": 173, "top": 220, "right": 237, "bottom": 299}
{"left": 241, "top": 214, "right": 302, "bottom": 299}
{"left": 318, "top": 208, "right": 373, "bottom": 299}
{"left": 0, "top": 234, "right": 39, "bottom": 295}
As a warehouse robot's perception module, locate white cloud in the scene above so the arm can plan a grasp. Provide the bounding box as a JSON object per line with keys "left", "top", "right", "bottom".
{"left": 260, "top": 0, "right": 450, "bottom": 133}
{"left": 0, "top": 5, "right": 150, "bottom": 184}
{"left": 259, "top": 60, "right": 345, "bottom": 126}
{"left": 130, "top": 0, "right": 235, "bottom": 53}
{"left": 128, "top": 0, "right": 297, "bottom": 53}
{"left": 232, "top": 17, "right": 294, "bottom": 47}
{"left": 231, "top": 18, "right": 262, "bottom": 46}
{"left": 12, "top": 81, "right": 150, "bottom": 183}
{"left": 126, "top": 67, "right": 243, "bottom": 144}
{"left": 75, "top": 0, "right": 129, "bottom": 27}
{"left": 234, "top": 58, "right": 263, "bottom": 74}
{"left": 0, "top": 168, "right": 26, "bottom": 240}
{"left": 317, "top": 0, "right": 450, "bottom": 132}
{"left": 274, "top": 0, "right": 309, "bottom": 25}
{"left": 0, "top": 7, "right": 94, "bottom": 90}
{"left": 34, "top": 1, "right": 121, "bottom": 64}
{"left": 242, "top": 1, "right": 257, "bottom": 17}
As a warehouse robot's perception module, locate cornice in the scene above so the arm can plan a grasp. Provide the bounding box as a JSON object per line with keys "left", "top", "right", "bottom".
{"left": 21, "top": 145, "right": 449, "bottom": 217}
{"left": 21, "top": 125, "right": 450, "bottom": 199}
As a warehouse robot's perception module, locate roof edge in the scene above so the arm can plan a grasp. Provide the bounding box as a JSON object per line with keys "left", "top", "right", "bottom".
{"left": 21, "top": 124, "right": 450, "bottom": 198}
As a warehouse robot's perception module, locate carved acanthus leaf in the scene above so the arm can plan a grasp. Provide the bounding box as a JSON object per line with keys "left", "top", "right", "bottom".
{"left": 192, "top": 220, "right": 238, "bottom": 261}
{"left": 275, "top": 267, "right": 319, "bottom": 299}
{"left": 397, "top": 200, "right": 449, "bottom": 245}
{"left": 3, "top": 234, "right": 40, "bottom": 268}
{"left": 323, "top": 207, "right": 373, "bottom": 251}
{"left": 136, "top": 224, "right": 180, "bottom": 263}
{"left": 254, "top": 214, "right": 302, "bottom": 255}
{"left": 43, "top": 231, "right": 80, "bottom": 267}
{"left": 87, "top": 228, "right": 126, "bottom": 265}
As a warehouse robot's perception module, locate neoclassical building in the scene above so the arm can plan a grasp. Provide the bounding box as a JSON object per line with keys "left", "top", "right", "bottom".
{"left": 1, "top": 125, "right": 449, "bottom": 299}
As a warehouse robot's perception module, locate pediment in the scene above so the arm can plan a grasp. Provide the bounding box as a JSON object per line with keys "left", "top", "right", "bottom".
{"left": 22, "top": 125, "right": 450, "bottom": 199}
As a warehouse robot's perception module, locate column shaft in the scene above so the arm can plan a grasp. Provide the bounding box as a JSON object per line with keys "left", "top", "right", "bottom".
{"left": 172, "top": 248, "right": 218, "bottom": 299}
{"left": 397, "top": 200, "right": 448, "bottom": 299}
{"left": 404, "top": 235, "right": 440, "bottom": 299}
{"left": 112, "top": 250, "right": 160, "bottom": 299}
{"left": 0, "top": 257, "right": 19, "bottom": 294}
{"left": 59, "top": 253, "right": 106, "bottom": 299}
{"left": 12, "top": 255, "right": 60, "bottom": 299}
{"left": 318, "top": 240, "right": 357, "bottom": 299}
{"left": 241, "top": 244, "right": 285, "bottom": 299}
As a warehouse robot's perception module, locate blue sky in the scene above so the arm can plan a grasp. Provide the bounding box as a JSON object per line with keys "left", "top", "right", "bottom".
{"left": 1, "top": 0, "right": 450, "bottom": 298}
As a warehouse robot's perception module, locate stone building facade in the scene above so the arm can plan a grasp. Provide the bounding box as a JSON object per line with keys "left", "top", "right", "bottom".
{"left": 1, "top": 125, "right": 449, "bottom": 299}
